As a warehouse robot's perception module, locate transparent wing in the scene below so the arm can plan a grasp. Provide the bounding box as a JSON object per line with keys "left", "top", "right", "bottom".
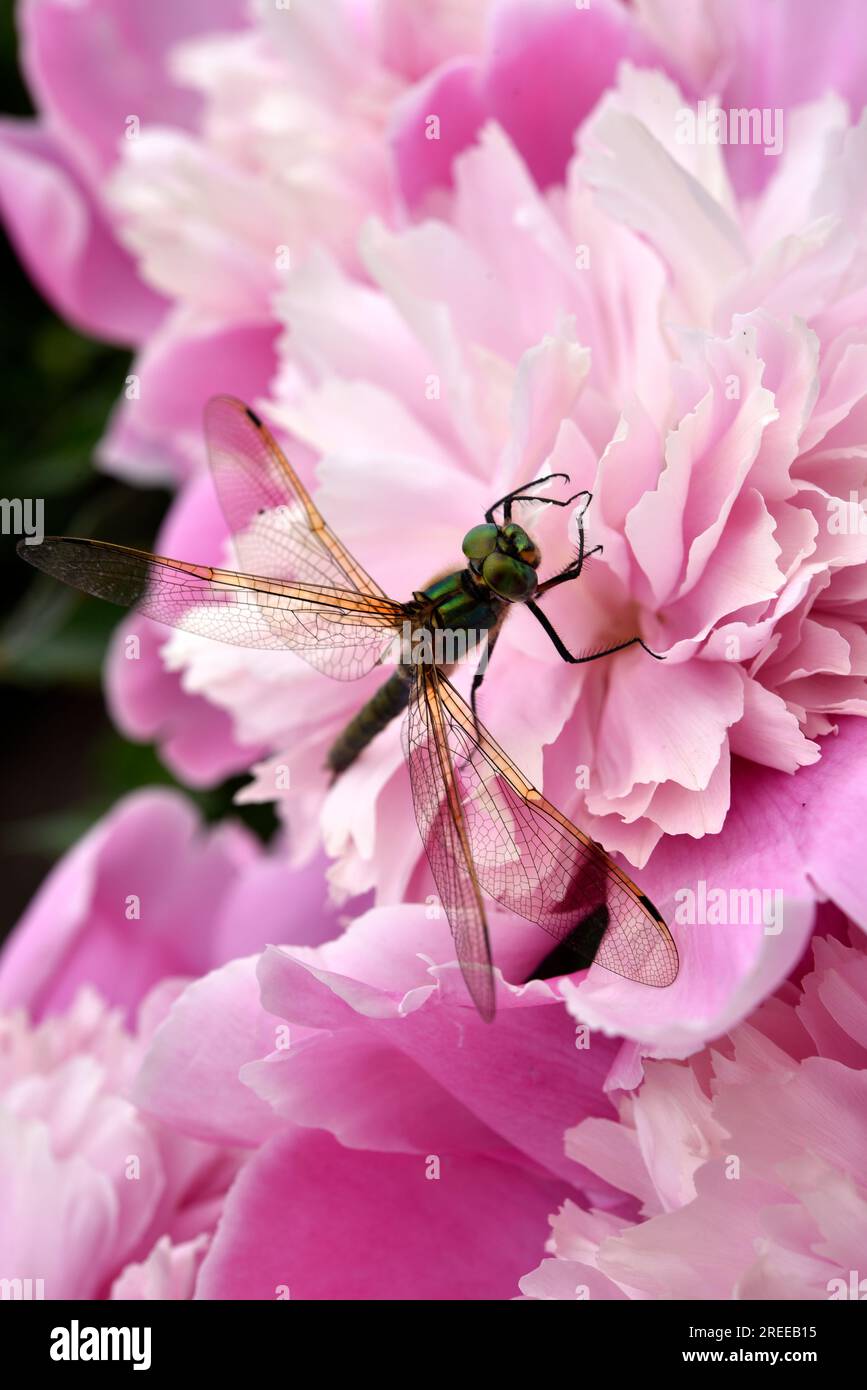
{"left": 426, "top": 670, "right": 679, "bottom": 992}
{"left": 205, "top": 395, "right": 388, "bottom": 597}
{"left": 403, "top": 665, "right": 496, "bottom": 1021}
{"left": 20, "top": 536, "right": 405, "bottom": 681}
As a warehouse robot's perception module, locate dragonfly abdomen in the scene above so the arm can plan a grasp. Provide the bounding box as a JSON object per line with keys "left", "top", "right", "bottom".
{"left": 327, "top": 667, "right": 414, "bottom": 777}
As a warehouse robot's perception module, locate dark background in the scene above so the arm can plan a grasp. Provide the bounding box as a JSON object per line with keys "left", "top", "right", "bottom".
{"left": 0, "top": 5, "right": 273, "bottom": 937}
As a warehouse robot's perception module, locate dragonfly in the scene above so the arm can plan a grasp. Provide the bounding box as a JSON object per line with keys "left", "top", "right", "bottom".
{"left": 18, "top": 396, "right": 678, "bottom": 1020}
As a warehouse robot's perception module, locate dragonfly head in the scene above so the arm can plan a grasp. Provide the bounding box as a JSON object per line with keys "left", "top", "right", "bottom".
{"left": 461, "top": 521, "right": 540, "bottom": 601}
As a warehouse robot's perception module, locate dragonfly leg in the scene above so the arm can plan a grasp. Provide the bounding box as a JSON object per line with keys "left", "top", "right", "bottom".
{"left": 526, "top": 600, "right": 664, "bottom": 664}
{"left": 470, "top": 626, "right": 502, "bottom": 740}
{"left": 535, "top": 493, "right": 600, "bottom": 594}
{"left": 502, "top": 490, "right": 592, "bottom": 524}
{"left": 486, "top": 479, "right": 595, "bottom": 524}
{"left": 485, "top": 474, "right": 570, "bottom": 523}
{"left": 536, "top": 546, "right": 604, "bottom": 596}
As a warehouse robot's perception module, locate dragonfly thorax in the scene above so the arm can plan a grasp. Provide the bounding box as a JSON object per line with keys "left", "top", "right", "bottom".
{"left": 418, "top": 568, "right": 502, "bottom": 635}
{"left": 461, "top": 521, "right": 541, "bottom": 601}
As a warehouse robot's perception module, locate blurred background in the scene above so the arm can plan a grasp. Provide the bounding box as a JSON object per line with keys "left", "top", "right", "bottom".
{"left": 0, "top": 6, "right": 274, "bottom": 936}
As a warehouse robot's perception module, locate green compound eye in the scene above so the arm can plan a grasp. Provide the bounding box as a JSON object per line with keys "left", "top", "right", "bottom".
{"left": 481, "top": 551, "right": 538, "bottom": 600}
{"left": 499, "top": 521, "right": 541, "bottom": 567}
{"left": 461, "top": 523, "right": 499, "bottom": 561}
{"left": 499, "top": 523, "right": 531, "bottom": 550}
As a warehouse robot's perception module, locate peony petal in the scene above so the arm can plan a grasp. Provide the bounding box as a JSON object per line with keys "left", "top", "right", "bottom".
{"left": 133, "top": 957, "right": 287, "bottom": 1148}
{"left": 110, "top": 1233, "right": 209, "bottom": 1300}
{"left": 195, "top": 1127, "right": 564, "bottom": 1300}
{"left": 99, "top": 315, "right": 278, "bottom": 485}
{"left": 21, "top": 0, "right": 250, "bottom": 183}
{"left": 0, "top": 119, "right": 163, "bottom": 343}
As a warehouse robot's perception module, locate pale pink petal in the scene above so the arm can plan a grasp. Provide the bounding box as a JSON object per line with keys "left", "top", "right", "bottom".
{"left": 109, "top": 130, "right": 283, "bottom": 317}
{"left": 519, "top": 1257, "right": 628, "bottom": 1300}
{"left": 729, "top": 672, "right": 821, "bottom": 772}
{"left": 579, "top": 68, "right": 747, "bottom": 325}
{"left": 110, "top": 1233, "right": 209, "bottom": 1300}
{"left": 0, "top": 1109, "right": 116, "bottom": 1299}
{"left": 797, "top": 937, "right": 867, "bottom": 1066}
{"left": 593, "top": 655, "right": 744, "bottom": 801}
{"left": 719, "top": 0, "right": 867, "bottom": 196}
{"left": 597, "top": 1163, "right": 785, "bottom": 1299}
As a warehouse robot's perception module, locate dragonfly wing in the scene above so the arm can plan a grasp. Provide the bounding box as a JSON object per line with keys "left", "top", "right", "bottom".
{"left": 403, "top": 664, "right": 496, "bottom": 1021}
{"left": 20, "top": 536, "right": 405, "bottom": 681}
{"left": 205, "top": 396, "right": 388, "bottom": 597}
{"left": 429, "top": 672, "right": 679, "bottom": 989}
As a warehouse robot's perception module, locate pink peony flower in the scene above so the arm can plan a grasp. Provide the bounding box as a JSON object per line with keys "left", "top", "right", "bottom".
{"left": 4, "top": 0, "right": 863, "bottom": 1048}
{"left": 125, "top": 86, "right": 867, "bottom": 1041}
{"left": 520, "top": 924, "right": 867, "bottom": 1300}
{"left": 242, "top": 75, "right": 867, "bottom": 868}
{"left": 0, "top": 986, "right": 242, "bottom": 1300}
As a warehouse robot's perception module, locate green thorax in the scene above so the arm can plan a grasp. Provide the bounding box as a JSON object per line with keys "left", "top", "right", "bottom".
{"left": 420, "top": 569, "right": 503, "bottom": 633}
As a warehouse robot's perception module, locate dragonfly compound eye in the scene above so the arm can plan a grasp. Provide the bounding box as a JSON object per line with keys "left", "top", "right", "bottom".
{"left": 481, "top": 551, "right": 538, "bottom": 600}
{"left": 461, "top": 523, "right": 499, "bottom": 561}
{"left": 499, "top": 522, "right": 541, "bottom": 568}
